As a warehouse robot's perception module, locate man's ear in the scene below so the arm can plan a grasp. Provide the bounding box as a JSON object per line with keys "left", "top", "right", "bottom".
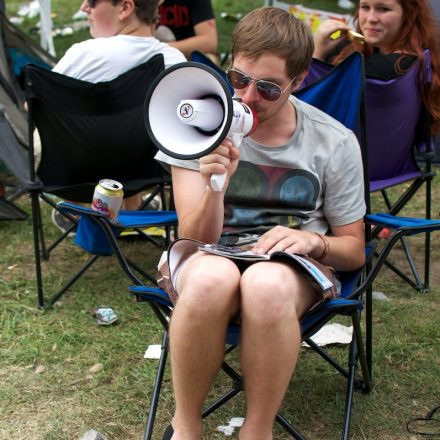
{"left": 292, "top": 69, "right": 308, "bottom": 91}
{"left": 119, "top": 0, "right": 135, "bottom": 20}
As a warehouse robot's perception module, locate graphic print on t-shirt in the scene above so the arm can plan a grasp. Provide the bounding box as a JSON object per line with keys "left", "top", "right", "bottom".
{"left": 224, "top": 161, "right": 320, "bottom": 232}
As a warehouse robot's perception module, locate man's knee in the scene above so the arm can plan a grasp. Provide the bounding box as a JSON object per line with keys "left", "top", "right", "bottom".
{"left": 177, "top": 256, "right": 241, "bottom": 312}
{"left": 240, "top": 263, "right": 300, "bottom": 322}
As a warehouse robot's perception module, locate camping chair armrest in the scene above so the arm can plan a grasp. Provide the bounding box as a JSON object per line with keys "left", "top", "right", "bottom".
{"left": 128, "top": 285, "right": 173, "bottom": 308}
{"left": 352, "top": 217, "right": 440, "bottom": 297}
{"left": 57, "top": 201, "right": 178, "bottom": 228}
{"left": 365, "top": 213, "right": 440, "bottom": 235}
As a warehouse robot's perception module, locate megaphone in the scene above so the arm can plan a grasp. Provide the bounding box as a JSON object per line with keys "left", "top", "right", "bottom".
{"left": 144, "top": 62, "right": 258, "bottom": 191}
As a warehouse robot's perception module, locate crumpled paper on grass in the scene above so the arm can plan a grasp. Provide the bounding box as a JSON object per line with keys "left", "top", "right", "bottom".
{"left": 302, "top": 323, "right": 353, "bottom": 347}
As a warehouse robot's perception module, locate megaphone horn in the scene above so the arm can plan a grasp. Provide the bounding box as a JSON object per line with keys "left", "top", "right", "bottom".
{"left": 144, "top": 62, "right": 258, "bottom": 191}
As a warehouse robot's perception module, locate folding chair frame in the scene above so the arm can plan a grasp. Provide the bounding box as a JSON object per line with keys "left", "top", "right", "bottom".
{"left": 130, "top": 219, "right": 440, "bottom": 440}
{"left": 24, "top": 56, "right": 172, "bottom": 308}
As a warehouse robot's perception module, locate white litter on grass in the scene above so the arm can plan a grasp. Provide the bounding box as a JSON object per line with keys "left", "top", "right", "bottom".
{"left": 302, "top": 323, "right": 353, "bottom": 347}
{"left": 216, "top": 425, "right": 235, "bottom": 436}
{"left": 215, "top": 417, "right": 245, "bottom": 436}
{"left": 228, "top": 417, "right": 244, "bottom": 427}
{"left": 144, "top": 344, "right": 161, "bottom": 359}
{"left": 60, "top": 26, "right": 74, "bottom": 36}
{"left": 79, "top": 429, "right": 108, "bottom": 440}
{"left": 372, "top": 291, "right": 390, "bottom": 301}
{"left": 18, "top": 1, "right": 40, "bottom": 19}
{"left": 9, "top": 16, "right": 24, "bottom": 25}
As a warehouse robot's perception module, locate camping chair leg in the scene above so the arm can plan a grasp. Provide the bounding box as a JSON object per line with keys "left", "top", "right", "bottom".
{"left": 352, "top": 310, "right": 372, "bottom": 392}
{"left": 424, "top": 173, "right": 432, "bottom": 291}
{"left": 393, "top": 237, "right": 424, "bottom": 288}
{"left": 424, "top": 231, "right": 430, "bottom": 291}
{"left": 125, "top": 257, "right": 157, "bottom": 285}
{"left": 144, "top": 331, "right": 169, "bottom": 440}
{"left": 31, "top": 192, "right": 45, "bottom": 308}
{"left": 341, "top": 308, "right": 373, "bottom": 440}
{"left": 379, "top": 187, "right": 426, "bottom": 290}
{"left": 202, "top": 361, "right": 243, "bottom": 418}
{"left": 202, "top": 387, "right": 242, "bottom": 419}
{"left": 6, "top": 184, "right": 27, "bottom": 202}
{"left": 382, "top": 257, "right": 424, "bottom": 291}
{"left": 44, "top": 254, "right": 100, "bottom": 307}
{"left": 305, "top": 338, "right": 350, "bottom": 379}
{"left": 342, "top": 335, "right": 358, "bottom": 440}
{"left": 275, "top": 413, "right": 307, "bottom": 440}
{"left": 366, "top": 283, "right": 373, "bottom": 383}
{"left": 377, "top": 179, "right": 432, "bottom": 292}
{"left": 34, "top": 195, "right": 48, "bottom": 259}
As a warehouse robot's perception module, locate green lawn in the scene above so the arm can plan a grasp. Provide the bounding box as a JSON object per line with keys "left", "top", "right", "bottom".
{"left": 2, "top": 1, "right": 440, "bottom": 439}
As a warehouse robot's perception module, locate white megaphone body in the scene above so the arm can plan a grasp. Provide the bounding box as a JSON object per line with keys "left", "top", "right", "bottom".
{"left": 144, "top": 62, "right": 258, "bottom": 191}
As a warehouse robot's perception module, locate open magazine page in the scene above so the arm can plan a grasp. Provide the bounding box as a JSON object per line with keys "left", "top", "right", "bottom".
{"left": 198, "top": 243, "right": 334, "bottom": 292}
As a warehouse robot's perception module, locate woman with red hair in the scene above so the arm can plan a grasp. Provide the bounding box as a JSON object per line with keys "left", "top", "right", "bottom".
{"left": 313, "top": 0, "right": 440, "bottom": 133}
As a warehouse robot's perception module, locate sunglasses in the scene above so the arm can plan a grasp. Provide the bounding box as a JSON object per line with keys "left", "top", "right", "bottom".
{"left": 86, "top": 0, "right": 110, "bottom": 8}
{"left": 226, "top": 67, "right": 296, "bottom": 101}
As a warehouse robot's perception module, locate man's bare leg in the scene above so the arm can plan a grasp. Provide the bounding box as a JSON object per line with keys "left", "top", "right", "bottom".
{"left": 238, "top": 262, "right": 320, "bottom": 440}
{"left": 170, "top": 254, "right": 241, "bottom": 439}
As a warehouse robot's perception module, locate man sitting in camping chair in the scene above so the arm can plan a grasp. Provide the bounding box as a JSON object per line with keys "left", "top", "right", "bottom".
{"left": 155, "top": 7, "right": 366, "bottom": 440}
{"left": 48, "top": 0, "right": 185, "bottom": 232}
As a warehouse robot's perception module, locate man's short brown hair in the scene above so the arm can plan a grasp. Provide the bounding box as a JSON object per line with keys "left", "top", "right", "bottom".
{"left": 112, "top": 0, "right": 159, "bottom": 25}
{"left": 230, "top": 7, "right": 314, "bottom": 80}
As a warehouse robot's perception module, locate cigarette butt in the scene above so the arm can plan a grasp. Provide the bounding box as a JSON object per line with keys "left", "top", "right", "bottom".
{"left": 347, "top": 30, "right": 365, "bottom": 43}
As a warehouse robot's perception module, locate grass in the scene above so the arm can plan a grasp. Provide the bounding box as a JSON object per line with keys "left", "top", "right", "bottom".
{"left": 2, "top": 1, "right": 440, "bottom": 439}
{"left": 1, "top": 190, "right": 440, "bottom": 440}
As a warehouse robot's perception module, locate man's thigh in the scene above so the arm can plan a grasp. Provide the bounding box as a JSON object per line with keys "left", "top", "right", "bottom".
{"left": 241, "top": 261, "right": 322, "bottom": 318}
{"left": 176, "top": 251, "right": 241, "bottom": 294}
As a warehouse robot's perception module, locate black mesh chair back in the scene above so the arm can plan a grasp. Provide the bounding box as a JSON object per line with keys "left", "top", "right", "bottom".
{"left": 26, "top": 54, "right": 167, "bottom": 202}
{"left": 24, "top": 54, "right": 170, "bottom": 308}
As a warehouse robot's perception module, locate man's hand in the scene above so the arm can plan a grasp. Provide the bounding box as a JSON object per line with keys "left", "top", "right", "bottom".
{"left": 199, "top": 138, "right": 240, "bottom": 191}
{"left": 251, "top": 226, "right": 321, "bottom": 256}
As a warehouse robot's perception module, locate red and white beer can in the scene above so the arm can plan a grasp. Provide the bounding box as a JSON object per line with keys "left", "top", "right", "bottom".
{"left": 91, "top": 179, "right": 123, "bottom": 225}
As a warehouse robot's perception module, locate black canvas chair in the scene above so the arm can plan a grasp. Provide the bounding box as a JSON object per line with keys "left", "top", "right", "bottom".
{"left": 24, "top": 54, "right": 175, "bottom": 308}
{"left": 125, "top": 52, "right": 440, "bottom": 439}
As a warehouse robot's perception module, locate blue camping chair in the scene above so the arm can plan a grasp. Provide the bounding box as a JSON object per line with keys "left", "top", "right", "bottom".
{"left": 61, "top": 52, "right": 440, "bottom": 438}
{"left": 302, "top": 51, "right": 436, "bottom": 292}
{"left": 127, "top": 52, "right": 439, "bottom": 439}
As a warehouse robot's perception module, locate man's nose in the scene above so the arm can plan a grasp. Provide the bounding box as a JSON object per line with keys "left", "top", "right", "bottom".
{"left": 241, "top": 80, "right": 260, "bottom": 103}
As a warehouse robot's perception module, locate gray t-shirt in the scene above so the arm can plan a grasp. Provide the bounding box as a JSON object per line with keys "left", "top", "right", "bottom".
{"left": 155, "top": 96, "right": 365, "bottom": 237}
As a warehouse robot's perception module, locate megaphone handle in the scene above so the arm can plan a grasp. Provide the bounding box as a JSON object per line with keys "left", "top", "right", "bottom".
{"left": 209, "top": 133, "right": 244, "bottom": 192}
{"left": 210, "top": 172, "right": 228, "bottom": 192}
